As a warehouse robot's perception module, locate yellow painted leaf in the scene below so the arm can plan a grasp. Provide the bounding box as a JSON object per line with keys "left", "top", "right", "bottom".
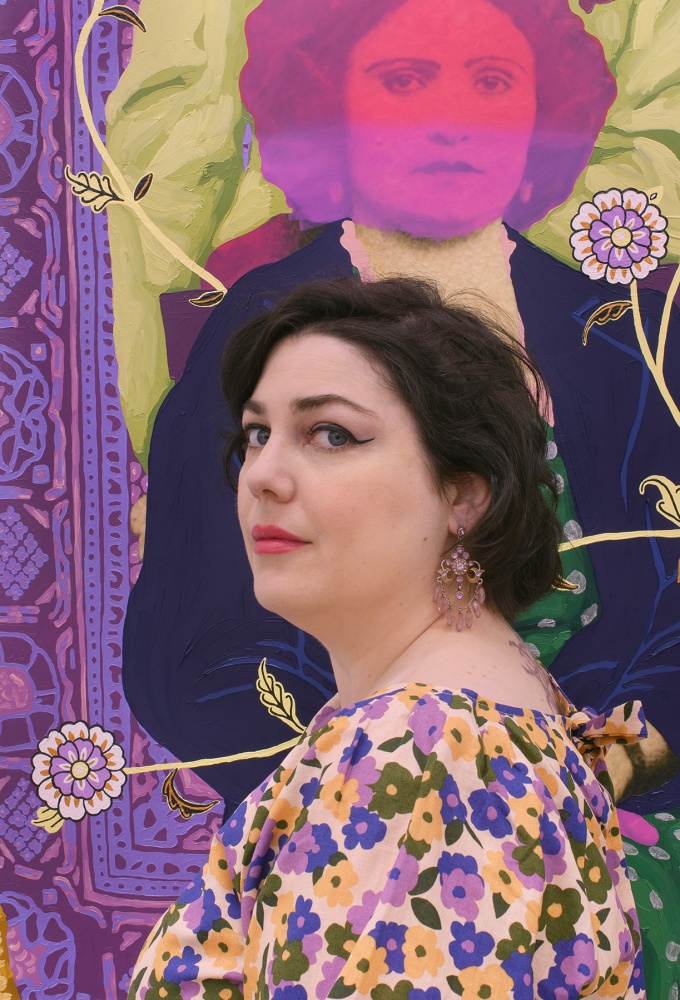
{"left": 582, "top": 300, "right": 632, "bottom": 346}
{"left": 64, "top": 165, "right": 123, "bottom": 213}
{"left": 256, "top": 658, "right": 306, "bottom": 734}
{"left": 189, "top": 289, "right": 226, "bottom": 308}
{"left": 162, "top": 769, "right": 219, "bottom": 819}
{"left": 640, "top": 476, "right": 680, "bottom": 527}
{"left": 31, "top": 806, "right": 64, "bottom": 833}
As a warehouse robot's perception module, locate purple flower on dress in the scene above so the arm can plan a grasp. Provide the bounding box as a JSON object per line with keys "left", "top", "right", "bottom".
{"left": 449, "top": 921, "right": 494, "bottom": 969}
{"left": 348, "top": 889, "right": 382, "bottom": 935}
{"left": 342, "top": 806, "right": 387, "bottom": 850}
{"left": 370, "top": 921, "right": 407, "bottom": 973}
{"left": 570, "top": 188, "right": 668, "bottom": 285}
{"left": 440, "top": 774, "right": 467, "bottom": 824}
{"left": 469, "top": 788, "right": 512, "bottom": 839}
{"left": 563, "top": 745, "right": 587, "bottom": 786}
{"left": 501, "top": 840, "right": 543, "bottom": 892}
{"left": 438, "top": 852, "right": 485, "bottom": 919}
{"left": 358, "top": 697, "right": 391, "bottom": 721}
{"left": 243, "top": 844, "right": 276, "bottom": 892}
{"left": 301, "top": 933, "right": 324, "bottom": 964}
{"left": 184, "top": 888, "right": 221, "bottom": 935}
{"left": 580, "top": 777, "right": 610, "bottom": 826}
{"left": 164, "top": 946, "right": 201, "bottom": 983}
{"left": 344, "top": 755, "right": 381, "bottom": 805}
{"left": 289, "top": 896, "right": 321, "bottom": 941}
{"left": 490, "top": 756, "right": 531, "bottom": 798}
{"left": 278, "top": 827, "right": 314, "bottom": 876}
{"left": 382, "top": 846, "right": 420, "bottom": 907}
{"left": 305, "top": 823, "right": 338, "bottom": 871}
{"left": 560, "top": 935, "right": 597, "bottom": 991}
{"left": 410, "top": 697, "right": 446, "bottom": 755}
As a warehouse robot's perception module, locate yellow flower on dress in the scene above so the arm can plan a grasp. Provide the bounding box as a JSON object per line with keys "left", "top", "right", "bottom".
{"left": 313, "top": 859, "right": 359, "bottom": 907}
{"left": 267, "top": 797, "right": 302, "bottom": 849}
{"left": 409, "top": 789, "right": 443, "bottom": 845}
{"left": 396, "top": 684, "right": 435, "bottom": 709}
{"left": 271, "top": 891, "right": 295, "bottom": 947}
{"left": 403, "top": 926, "right": 445, "bottom": 979}
{"left": 442, "top": 717, "right": 479, "bottom": 762}
{"left": 457, "top": 963, "right": 513, "bottom": 999}
{"left": 208, "top": 838, "right": 236, "bottom": 891}
{"left": 203, "top": 925, "right": 244, "bottom": 971}
{"left": 342, "top": 935, "right": 388, "bottom": 994}
{"left": 269, "top": 767, "right": 295, "bottom": 800}
{"left": 507, "top": 791, "right": 543, "bottom": 840}
{"left": 534, "top": 764, "right": 560, "bottom": 800}
{"left": 481, "top": 724, "right": 517, "bottom": 762}
{"left": 314, "top": 716, "right": 351, "bottom": 753}
{"left": 152, "top": 931, "right": 182, "bottom": 982}
{"left": 524, "top": 897, "right": 542, "bottom": 936}
{"left": 481, "top": 850, "right": 523, "bottom": 907}
{"left": 320, "top": 772, "right": 360, "bottom": 823}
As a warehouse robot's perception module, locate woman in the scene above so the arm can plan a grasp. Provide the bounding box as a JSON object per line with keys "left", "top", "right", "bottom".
{"left": 128, "top": 277, "right": 646, "bottom": 998}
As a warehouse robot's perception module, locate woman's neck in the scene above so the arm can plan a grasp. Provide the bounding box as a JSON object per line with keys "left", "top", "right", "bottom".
{"left": 345, "top": 219, "right": 524, "bottom": 342}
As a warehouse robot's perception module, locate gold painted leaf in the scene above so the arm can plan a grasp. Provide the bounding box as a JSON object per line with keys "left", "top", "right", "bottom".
{"left": 552, "top": 575, "right": 580, "bottom": 591}
{"left": 31, "top": 806, "right": 64, "bottom": 833}
{"left": 256, "top": 658, "right": 306, "bottom": 734}
{"left": 640, "top": 475, "right": 680, "bottom": 527}
{"left": 582, "top": 300, "right": 632, "bottom": 346}
{"left": 162, "top": 769, "right": 220, "bottom": 820}
{"left": 64, "top": 165, "right": 123, "bottom": 213}
{"left": 189, "top": 289, "right": 226, "bottom": 308}
{"left": 133, "top": 172, "right": 153, "bottom": 201}
{"left": 99, "top": 5, "right": 147, "bottom": 31}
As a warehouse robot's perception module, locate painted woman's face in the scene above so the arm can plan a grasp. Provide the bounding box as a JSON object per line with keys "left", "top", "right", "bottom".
{"left": 344, "top": 0, "right": 536, "bottom": 239}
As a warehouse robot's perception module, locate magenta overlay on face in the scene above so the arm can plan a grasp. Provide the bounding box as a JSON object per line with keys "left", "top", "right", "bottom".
{"left": 241, "top": 0, "right": 616, "bottom": 239}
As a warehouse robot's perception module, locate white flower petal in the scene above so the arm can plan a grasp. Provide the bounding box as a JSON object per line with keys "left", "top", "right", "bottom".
{"left": 89, "top": 726, "right": 114, "bottom": 753}
{"left": 37, "top": 730, "right": 66, "bottom": 756}
{"left": 31, "top": 753, "right": 52, "bottom": 784}
{"left": 581, "top": 256, "right": 607, "bottom": 280}
{"left": 594, "top": 188, "right": 623, "bottom": 212}
{"left": 631, "top": 259, "right": 657, "bottom": 279}
{"left": 37, "top": 778, "right": 61, "bottom": 809}
{"left": 621, "top": 189, "right": 648, "bottom": 214}
{"left": 642, "top": 206, "right": 667, "bottom": 230}
{"left": 84, "top": 789, "right": 112, "bottom": 816}
{"left": 62, "top": 722, "right": 90, "bottom": 743}
{"left": 59, "top": 794, "right": 86, "bottom": 821}
{"left": 649, "top": 232, "right": 669, "bottom": 258}
{"left": 104, "top": 770, "right": 127, "bottom": 798}
{"left": 570, "top": 231, "right": 595, "bottom": 261}
{"left": 571, "top": 202, "right": 601, "bottom": 230}
{"left": 103, "top": 745, "right": 125, "bottom": 771}
{"left": 606, "top": 266, "right": 633, "bottom": 285}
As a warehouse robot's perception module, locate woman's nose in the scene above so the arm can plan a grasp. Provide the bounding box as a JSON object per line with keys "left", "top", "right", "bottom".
{"left": 241, "top": 438, "right": 295, "bottom": 502}
{"left": 427, "top": 125, "right": 470, "bottom": 147}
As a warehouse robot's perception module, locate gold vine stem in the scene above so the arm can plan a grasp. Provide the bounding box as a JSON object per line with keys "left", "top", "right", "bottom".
{"left": 559, "top": 528, "right": 680, "bottom": 552}
{"left": 74, "top": 1, "right": 226, "bottom": 295}
{"left": 656, "top": 262, "right": 680, "bottom": 373}
{"left": 630, "top": 280, "right": 680, "bottom": 426}
{"left": 123, "top": 735, "right": 301, "bottom": 775}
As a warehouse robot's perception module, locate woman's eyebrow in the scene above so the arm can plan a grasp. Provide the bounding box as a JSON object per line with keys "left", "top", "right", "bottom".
{"left": 364, "top": 57, "right": 440, "bottom": 74}
{"left": 464, "top": 55, "right": 527, "bottom": 73}
{"left": 242, "top": 394, "right": 378, "bottom": 416}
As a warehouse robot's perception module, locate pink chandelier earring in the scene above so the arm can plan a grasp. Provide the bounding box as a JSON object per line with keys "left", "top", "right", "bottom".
{"left": 432, "top": 527, "right": 485, "bottom": 631}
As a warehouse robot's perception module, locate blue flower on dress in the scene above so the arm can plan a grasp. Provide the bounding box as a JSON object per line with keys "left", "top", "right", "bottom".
{"left": 342, "top": 806, "right": 387, "bottom": 850}
{"left": 370, "top": 921, "right": 407, "bottom": 973}
{"left": 538, "top": 815, "right": 562, "bottom": 856}
{"left": 408, "top": 990, "right": 440, "bottom": 1000}
{"left": 468, "top": 788, "right": 512, "bottom": 838}
{"left": 439, "top": 774, "right": 467, "bottom": 824}
{"left": 244, "top": 844, "right": 276, "bottom": 892}
{"left": 164, "top": 946, "right": 201, "bottom": 983}
{"left": 221, "top": 800, "right": 247, "bottom": 846}
{"left": 289, "top": 896, "right": 321, "bottom": 941}
{"left": 490, "top": 756, "right": 531, "bottom": 798}
{"left": 449, "top": 920, "right": 494, "bottom": 969}
{"left": 563, "top": 744, "right": 587, "bottom": 786}
{"left": 225, "top": 888, "right": 241, "bottom": 921}
{"left": 189, "top": 888, "right": 221, "bottom": 934}
{"left": 300, "top": 776, "right": 321, "bottom": 807}
{"left": 561, "top": 796, "right": 587, "bottom": 843}
{"left": 305, "top": 823, "right": 338, "bottom": 871}
{"left": 178, "top": 876, "right": 204, "bottom": 905}
{"left": 272, "top": 986, "right": 308, "bottom": 1000}
{"left": 501, "top": 950, "right": 534, "bottom": 1000}
{"left": 340, "top": 727, "right": 372, "bottom": 767}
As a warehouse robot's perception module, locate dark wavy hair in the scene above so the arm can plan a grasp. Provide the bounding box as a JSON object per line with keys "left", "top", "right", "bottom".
{"left": 220, "top": 277, "right": 563, "bottom": 623}
{"left": 240, "top": 0, "right": 616, "bottom": 231}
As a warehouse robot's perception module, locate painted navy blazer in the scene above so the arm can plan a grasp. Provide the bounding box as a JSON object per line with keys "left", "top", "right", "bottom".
{"left": 123, "top": 222, "right": 680, "bottom": 816}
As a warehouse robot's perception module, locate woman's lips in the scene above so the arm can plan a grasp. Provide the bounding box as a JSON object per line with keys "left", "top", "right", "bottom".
{"left": 413, "top": 160, "right": 483, "bottom": 174}
{"left": 251, "top": 525, "right": 309, "bottom": 554}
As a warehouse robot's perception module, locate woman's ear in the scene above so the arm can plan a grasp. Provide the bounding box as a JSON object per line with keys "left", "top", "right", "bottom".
{"left": 447, "top": 473, "right": 491, "bottom": 535}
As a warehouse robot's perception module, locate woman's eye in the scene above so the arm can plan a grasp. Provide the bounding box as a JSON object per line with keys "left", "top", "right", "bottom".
{"left": 382, "top": 71, "right": 428, "bottom": 95}
{"left": 244, "top": 425, "right": 270, "bottom": 448}
{"left": 474, "top": 73, "right": 512, "bottom": 95}
{"left": 311, "top": 424, "right": 354, "bottom": 448}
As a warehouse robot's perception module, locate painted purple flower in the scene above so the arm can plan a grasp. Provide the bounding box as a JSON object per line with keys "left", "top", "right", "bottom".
{"left": 369, "top": 921, "right": 407, "bottom": 973}
{"left": 449, "top": 921, "right": 494, "bottom": 969}
{"left": 438, "top": 852, "right": 485, "bottom": 919}
{"left": 579, "top": 0, "right": 617, "bottom": 11}
{"left": 382, "top": 846, "right": 420, "bottom": 907}
{"left": 440, "top": 774, "right": 467, "bottom": 824}
{"left": 289, "top": 896, "right": 321, "bottom": 941}
{"left": 410, "top": 697, "right": 446, "bottom": 755}
{"left": 570, "top": 188, "right": 667, "bottom": 284}
{"left": 342, "top": 806, "right": 387, "bottom": 850}
{"left": 31, "top": 722, "right": 126, "bottom": 824}
{"left": 469, "top": 788, "right": 512, "bottom": 839}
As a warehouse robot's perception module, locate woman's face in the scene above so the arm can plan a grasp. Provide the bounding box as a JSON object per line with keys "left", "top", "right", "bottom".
{"left": 237, "top": 333, "right": 455, "bottom": 636}
{"left": 344, "top": 0, "right": 536, "bottom": 238}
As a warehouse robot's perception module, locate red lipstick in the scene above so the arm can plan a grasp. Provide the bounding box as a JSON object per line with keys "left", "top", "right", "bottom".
{"left": 252, "top": 524, "right": 309, "bottom": 554}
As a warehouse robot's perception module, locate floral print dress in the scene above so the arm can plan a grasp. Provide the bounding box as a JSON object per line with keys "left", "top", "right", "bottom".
{"left": 128, "top": 682, "right": 647, "bottom": 1000}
